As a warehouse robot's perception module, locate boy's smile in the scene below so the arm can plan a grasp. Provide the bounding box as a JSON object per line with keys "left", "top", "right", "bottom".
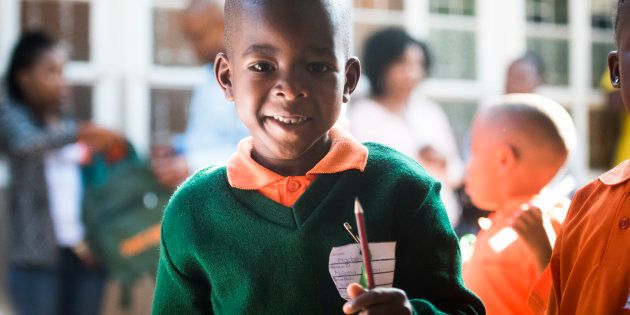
{"left": 216, "top": 1, "right": 359, "bottom": 175}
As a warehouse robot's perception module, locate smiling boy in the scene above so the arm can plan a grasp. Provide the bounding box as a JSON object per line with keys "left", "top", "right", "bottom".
{"left": 152, "top": 0, "right": 484, "bottom": 314}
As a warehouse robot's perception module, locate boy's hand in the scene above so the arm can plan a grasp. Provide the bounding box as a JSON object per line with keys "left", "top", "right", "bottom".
{"left": 512, "top": 206, "right": 552, "bottom": 272}
{"left": 343, "top": 283, "right": 412, "bottom": 315}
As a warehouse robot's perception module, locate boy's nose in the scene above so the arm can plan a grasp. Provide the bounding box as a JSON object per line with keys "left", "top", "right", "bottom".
{"left": 273, "top": 74, "right": 309, "bottom": 100}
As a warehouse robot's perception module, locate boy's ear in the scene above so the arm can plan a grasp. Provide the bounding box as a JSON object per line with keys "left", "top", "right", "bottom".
{"left": 215, "top": 52, "right": 234, "bottom": 101}
{"left": 342, "top": 57, "right": 361, "bottom": 104}
{"left": 608, "top": 50, "right": 620, "bottom": 88}
{"left": 497, "top": 143, "right": 518, "bottom": 173}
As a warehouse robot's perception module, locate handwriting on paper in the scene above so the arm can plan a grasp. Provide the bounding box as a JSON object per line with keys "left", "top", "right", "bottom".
{"left": 328, "top": 242, "right": 396, "bottom": 300}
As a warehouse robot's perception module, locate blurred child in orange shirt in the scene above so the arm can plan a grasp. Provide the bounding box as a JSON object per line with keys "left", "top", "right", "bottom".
{"left": 529, "top": 1, "right": 630, "bottom": 313}
{"left": 462, "top": 94, "right": 577, "bottom": 315}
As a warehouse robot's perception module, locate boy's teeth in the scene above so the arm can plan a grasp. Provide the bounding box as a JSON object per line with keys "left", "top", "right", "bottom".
{"left": 272, "top": 116, "right": 307, "bottom": 125}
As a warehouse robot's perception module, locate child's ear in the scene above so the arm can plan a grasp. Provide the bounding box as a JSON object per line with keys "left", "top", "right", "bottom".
{"left": 215, "top": 52, "right": 234, "bottom": 101}
{"left": 608, "top": 51, "right": 621, "bottom": 88}
{"left": 497, "top": 143, "right": 518, "bottom": 173}
{"left": 342, "top": 57, "right": 361, "bottom": 104}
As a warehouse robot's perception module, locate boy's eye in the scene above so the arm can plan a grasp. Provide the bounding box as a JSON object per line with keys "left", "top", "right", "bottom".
{"left": 249, "top": 62, "right": 275, "bottom": 73}
{"left": 308, "top": 63, "right": 332, "bottom": 73}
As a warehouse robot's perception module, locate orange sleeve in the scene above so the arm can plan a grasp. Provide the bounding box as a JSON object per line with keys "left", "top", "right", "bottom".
{"left": 528, "top": 265, "right": 553, "bottom": 315}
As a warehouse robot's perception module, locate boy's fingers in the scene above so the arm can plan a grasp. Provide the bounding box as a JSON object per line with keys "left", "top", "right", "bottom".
{"left": 347, "top": 282, "right": 366, "bottom": 299}
{"left": 343, "top": 288, "right": 406, "bottom": 314}
{"left": 516, "top": 207, "right": 542, "bottom": 225}
{"left": 513, "top": 221, "right": 526, "bottom": 235}
{"left": 529, "top": 207, "right": 543, "bottom": 219}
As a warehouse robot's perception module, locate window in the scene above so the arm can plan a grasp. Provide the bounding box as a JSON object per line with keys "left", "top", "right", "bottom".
{"left": 150, "top": 88, "right": 192, "bottom": 148}
{"left": 21, "top": 0, "right": 90, "bottom": 61}
{"left": 354, "top": 0, "right": 403, "bottom": 11}
{"left": 592, "top": 0, "right": 616, "bottom": 29}
{"left": 526, "top": 0, "right": 568, "bottom": 24}
{"left": 430, "top": 0, "right": 475, "bottom": 16}
{"left": 526, "top": 0, "right": 569, "bottom": 86}
{"left": 153, "top": 6, "right": 196, "bottom": 66}
{"left": 429, "top": 29, "right": 476, "bottom": 80}
{"left": 526, "top": 37, "right": 569, "bottom": 86}
{"left": 428, "top": 0, "right": 477, "bottom": 80}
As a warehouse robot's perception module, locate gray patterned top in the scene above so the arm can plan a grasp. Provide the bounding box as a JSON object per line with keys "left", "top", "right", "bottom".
{"left": 0, "top": 100, "right": 77, "bottom": 267}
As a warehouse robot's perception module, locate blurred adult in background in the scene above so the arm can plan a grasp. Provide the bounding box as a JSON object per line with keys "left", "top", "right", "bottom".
{"left": 349, "top": 27, "right": 464, "bottom": 227}
{"left": 0, "top": 31, "right": 122, "bottom": 315}
{"left": 151, "top": 0, "right": 248, "bottom": 189}
{"left": 505, "top": 52, "right": 545, "bottom": 94}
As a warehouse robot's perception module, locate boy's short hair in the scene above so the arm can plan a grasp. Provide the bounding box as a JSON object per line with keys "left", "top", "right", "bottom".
{"left": 223, "top": 0, "right": 351, "bottom": 56}
{"left": 362, "top": 27, "right": 431, "bottom": 96}
{"left": 481, "top": 94, "right": 576, "bottom": 162}
{"left": 615, "top": 0, "right": 629, "bottom": 45}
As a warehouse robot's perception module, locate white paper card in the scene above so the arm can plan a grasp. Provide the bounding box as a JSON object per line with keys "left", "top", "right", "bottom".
{"left": 488, "top": 227, "right": 518, "bottom": 253}
{"left": 328, "top": 241, "right": 396, "bottom": 300}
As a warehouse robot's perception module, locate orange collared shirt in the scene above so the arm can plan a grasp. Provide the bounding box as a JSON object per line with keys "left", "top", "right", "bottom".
{"left": 226, "top": 127, "right": 368, "bottom": 207}
{"left": 529, "top": 160, "right": 630, "bottom": 315}
{"left": 463, "top": 206, "right": 564, "bottom": 315}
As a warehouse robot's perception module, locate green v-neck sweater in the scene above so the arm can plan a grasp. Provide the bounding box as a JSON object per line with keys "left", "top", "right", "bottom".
{"left": 153, "top": 143, "right": 484, "bottom": 314}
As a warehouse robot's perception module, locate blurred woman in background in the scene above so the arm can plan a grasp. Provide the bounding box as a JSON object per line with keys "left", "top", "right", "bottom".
{"left": 0, "top": 31, "right": 121, "bottom": 315}
{"left": 349, "top": 27, "right": 464, "bottom": 227}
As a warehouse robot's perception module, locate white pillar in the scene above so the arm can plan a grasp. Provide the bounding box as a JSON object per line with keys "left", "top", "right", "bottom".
{"left": 91, "top": 0, "right": 123, "bottom": 131}
{"left": 0, "top": 0, "right": 20, "bottom": 76}
{"left": 569, "top": 0, "right": 591, "bottom": 183}
{"left": 476, "top": 0, "right": 527, "bottom": 102}
{"left": 404, "top": 0, "right": 429, "bottom": 39}
{"left": 120, "top": 0, "right": 152, "bottom": 156}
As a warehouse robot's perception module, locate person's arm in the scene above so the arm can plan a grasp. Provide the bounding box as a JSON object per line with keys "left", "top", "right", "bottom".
{"left": 153, "top": 186, "right": 212, "bottom": 314}
{"left": 394, "top": 181, "right": 484, "bottom": 314}
{"left": 180, "top": 78, "right": 247, "bottom": 172}
{"left": 513, "top": 207, "right": 553, "bottom": 273}
{"left": 344, "top": 180, "right": 484, "bottom": 314}
{"left": 153, "top": 235, "right": 212, "bottom": 314}
{"left": 0, "top": 104, "right": 76, "bottom": 157}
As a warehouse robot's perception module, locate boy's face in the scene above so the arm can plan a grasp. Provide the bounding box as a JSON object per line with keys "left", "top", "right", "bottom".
{"left": 610, "top": 9, "right": 630, "bottom": 113}
{"left": 465, "top": 117, "right": 503, "bottom": 210}
{"left": 216, "top": 2, "right": 359, "bottom": 160}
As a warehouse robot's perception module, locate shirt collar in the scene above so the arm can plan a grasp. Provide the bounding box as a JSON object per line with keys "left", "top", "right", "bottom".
{"left": 227, "top": 127, "right": 368, "bottom": 190}
{"left": 599, "top": 159, "right": 630, "bottom": 186}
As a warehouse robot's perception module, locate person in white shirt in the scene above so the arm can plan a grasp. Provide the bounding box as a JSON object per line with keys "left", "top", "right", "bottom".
{"left": 349, "top": 27, "right": 463, "bottom": 227}
{"left": 151, "top": 0, "right": 249, "bottom": 189}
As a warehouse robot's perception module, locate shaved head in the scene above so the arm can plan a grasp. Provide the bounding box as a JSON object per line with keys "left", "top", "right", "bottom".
{"left": 477, "top": 94, "right": 576, "bottom": 166}
{"left": 615, "top": 0, "right": 630, "bottom": 45}
{"left": 223, "top": 0, "right": 351, "bottom": 57}
{"left": 466, "top": 94, "right": 576, "bottom": 208}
